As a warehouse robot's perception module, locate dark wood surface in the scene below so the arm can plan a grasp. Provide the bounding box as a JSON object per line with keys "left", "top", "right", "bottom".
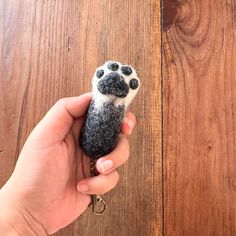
{"left": 163, "top": 0, "right": 236, "bottom": 235}
{"left": 0, "top": 1, "right": 162, "bottom": 236}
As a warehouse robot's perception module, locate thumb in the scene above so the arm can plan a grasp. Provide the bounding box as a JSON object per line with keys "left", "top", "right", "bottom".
{"left": 28, "top": 93, "right": 91, "bottom": 147}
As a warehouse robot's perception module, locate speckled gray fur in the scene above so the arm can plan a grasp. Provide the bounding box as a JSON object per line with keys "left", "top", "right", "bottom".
{"left": 80, "top": 100, "right": 125, "bottom": 159}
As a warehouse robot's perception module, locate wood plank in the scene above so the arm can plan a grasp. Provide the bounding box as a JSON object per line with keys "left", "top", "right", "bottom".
{"left": 0, "top": 1, "right": 162, "bottom": 235}
{"left": 163, "top": 0, "right": 236, "bottom": 235}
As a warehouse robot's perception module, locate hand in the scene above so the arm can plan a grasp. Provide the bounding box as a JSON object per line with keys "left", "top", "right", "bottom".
{"left": 0, "top": 93, "right": 136, "bottom": 235}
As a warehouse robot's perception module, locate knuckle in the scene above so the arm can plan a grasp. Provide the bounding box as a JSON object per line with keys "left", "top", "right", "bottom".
{"left": 57, "top": 98, "right": 67, "bottom": 106}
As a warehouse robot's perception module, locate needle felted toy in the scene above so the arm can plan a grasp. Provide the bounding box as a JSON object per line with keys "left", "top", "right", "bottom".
{"left": 79, "top": 61, "right": 140, "bottom": 215}
{"left": 79, "top": 61, "right": 140, "bottom": 160}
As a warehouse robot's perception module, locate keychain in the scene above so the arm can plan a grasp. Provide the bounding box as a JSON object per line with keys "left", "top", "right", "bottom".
{"left": 89, "top": 159, "right": 106, "bottom": 215}
{"left": 79, "top": 61, "right": 140, "bottom": 215}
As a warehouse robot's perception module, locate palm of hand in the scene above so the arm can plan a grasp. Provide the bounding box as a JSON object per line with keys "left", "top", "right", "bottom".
{"left": 9, "top": 119, "right": 91, "bottom": 233}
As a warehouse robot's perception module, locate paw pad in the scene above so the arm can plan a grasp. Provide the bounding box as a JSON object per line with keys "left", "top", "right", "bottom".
{"left": 121, "top": 66, "right": 133, "bottom": 75}
{"left": 107, "top": 62, "right": 119, "bottom": 71}
{"left": 93, "top": 61, "right": 140, "bottom": 105}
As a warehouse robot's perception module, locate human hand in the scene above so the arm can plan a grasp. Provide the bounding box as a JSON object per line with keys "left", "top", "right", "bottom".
{"left": 0, "top": 93, "right": 136, "bottom": 235}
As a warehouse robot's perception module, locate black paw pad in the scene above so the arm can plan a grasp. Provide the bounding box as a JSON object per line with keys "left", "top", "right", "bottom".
{"left": 121, "top": 66, "right": 132, "bottom": 75}
{"left": 96, "top": 69, "right": 104, "bottom": 78}
{"left": 108, "top": 62, "right": 119, "bottom": 71}
{"left": 98, "top": 72, "right": 129, "bottom": 98}
{"left": 129, "top": 79, "right": 139, "bottom": 90}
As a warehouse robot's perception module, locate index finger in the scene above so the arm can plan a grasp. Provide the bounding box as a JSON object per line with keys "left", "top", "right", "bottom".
{"left": 29, "top": 93, "right": 92, "bottom": 146}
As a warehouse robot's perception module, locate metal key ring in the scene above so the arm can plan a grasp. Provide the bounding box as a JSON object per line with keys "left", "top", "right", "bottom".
{"left": 90, "top": 194, "right": 106, "bottom": 215}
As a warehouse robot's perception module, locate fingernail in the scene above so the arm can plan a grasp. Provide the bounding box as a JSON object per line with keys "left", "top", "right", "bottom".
{"left": 99, "top": 160, "right": 113, "bottom": 173}
{"left": 77, "top": 183, "right": 89, "bottom": 192}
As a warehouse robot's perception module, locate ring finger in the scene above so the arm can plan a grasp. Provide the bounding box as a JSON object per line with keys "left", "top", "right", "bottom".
{"left": 95, "top": 136, "right": 129, "bottom": 175}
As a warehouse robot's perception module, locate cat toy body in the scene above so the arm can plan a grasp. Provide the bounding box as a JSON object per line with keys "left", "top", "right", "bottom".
{"left": 80, "top": 61, "right": 140, "bottom": 160}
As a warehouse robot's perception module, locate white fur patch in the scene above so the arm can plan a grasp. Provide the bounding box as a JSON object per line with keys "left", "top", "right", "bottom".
{"left": 92, "top": 61, "right": 140, "bottom": 110}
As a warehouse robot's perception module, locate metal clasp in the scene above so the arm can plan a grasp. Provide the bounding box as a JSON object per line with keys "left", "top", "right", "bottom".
{"left": 91, "top": 194, "right": 106, "bottom": 215}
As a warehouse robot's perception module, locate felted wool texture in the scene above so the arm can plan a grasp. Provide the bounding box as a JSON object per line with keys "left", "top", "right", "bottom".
{"left": 80, "top": 100, "right": 125, "bottom": 159}
{"left": 80, "top": 60, "right": 140, "bottom": 159}
{"left": 97, "top": 72, "right": 129, "bottom": 98}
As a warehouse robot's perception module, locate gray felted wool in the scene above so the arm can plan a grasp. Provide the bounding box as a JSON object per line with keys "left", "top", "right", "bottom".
{"left": 80, "top": 61, "right": 140, "bottom": 159}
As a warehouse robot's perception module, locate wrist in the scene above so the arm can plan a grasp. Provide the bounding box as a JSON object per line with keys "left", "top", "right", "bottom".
{"left": 0, "top": 189, "right": 48, "bottom": 236}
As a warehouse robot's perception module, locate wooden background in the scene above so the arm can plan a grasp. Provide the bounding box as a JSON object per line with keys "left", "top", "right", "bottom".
{"left": 163, "top": 0, "right": 236, "bottom": 236}
{"left": 1, "top": 0, "right": 236, "bottom": 236}
{"left": 0, "top": 0, "right": 162, "bottom": 236}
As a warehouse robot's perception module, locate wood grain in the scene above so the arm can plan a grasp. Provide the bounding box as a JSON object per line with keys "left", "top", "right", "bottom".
{"left": 0, "top": 1, "right": 162, "bottom": 236}
{"left": 163, "top": 0, "right": 236, "bottom": 235}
